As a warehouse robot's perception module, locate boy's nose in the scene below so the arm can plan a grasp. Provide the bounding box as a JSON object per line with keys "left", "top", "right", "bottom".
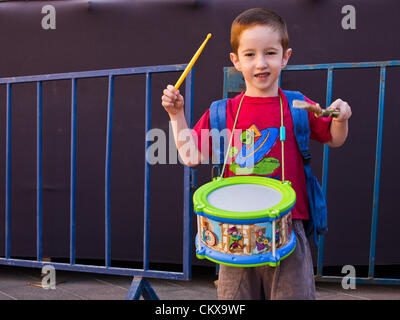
{"left": 256, "top": 55, "right": 268, "bottom": 69}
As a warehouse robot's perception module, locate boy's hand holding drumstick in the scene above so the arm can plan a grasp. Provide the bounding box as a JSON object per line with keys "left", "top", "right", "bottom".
{"left": 162, "top": 33, "right": 212, "bottom": 118}
{"left": 162, "top": 85, "right": 184, "bottom": 116}
{"left": 327, "top": 98, "right": 352, "bottom": 122}
{"left": 293, "top": 98, "right": 351, "bottom": 122}
{"left": 293, "top": 98, "right": 352, "bottom": 148}
{"left": 161, "top": 33, "right": 212, "bottom": 166}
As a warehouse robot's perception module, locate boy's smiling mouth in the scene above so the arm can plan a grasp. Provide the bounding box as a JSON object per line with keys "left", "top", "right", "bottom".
{"left": 254, "top": 72, "right": 270, "bottom": 78}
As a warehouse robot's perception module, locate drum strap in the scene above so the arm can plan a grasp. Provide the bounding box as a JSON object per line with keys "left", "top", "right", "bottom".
{"left": 279, "top": 95, "right": 286, "bottom": 181}
{"left": 219, "top": 94, "right": 245, "bottom": 179}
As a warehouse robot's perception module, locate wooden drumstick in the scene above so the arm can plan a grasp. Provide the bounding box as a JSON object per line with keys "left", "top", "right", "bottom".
{"left": 174, "top": 33, "right": 212, "bottom": 90}
{"left": 292, "top": 100, "right": 340, "bottom": 118}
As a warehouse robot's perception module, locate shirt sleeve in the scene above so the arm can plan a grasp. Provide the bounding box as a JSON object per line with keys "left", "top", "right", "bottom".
{"left": 304, "top": 96, "right": 332, "bottom": 144}
{"left": 192, "top": 109, "right": 212, "bottom": 158}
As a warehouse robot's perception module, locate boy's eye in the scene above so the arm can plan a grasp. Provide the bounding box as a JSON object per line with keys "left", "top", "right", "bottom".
{"left": 244, "top": 53, "right": 254, "bottom": 57}
{"left": 266, "top": 51, "right": 276, "bottom": 55}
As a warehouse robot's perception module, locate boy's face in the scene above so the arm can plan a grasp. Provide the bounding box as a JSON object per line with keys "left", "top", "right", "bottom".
{"left": 230, "top": 25, "right": 292, "bottom": 97}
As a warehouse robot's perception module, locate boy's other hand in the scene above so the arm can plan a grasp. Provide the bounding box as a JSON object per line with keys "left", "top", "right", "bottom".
{"left": 162, "top": 85, "right": 184, "bottom": 116}
{"left": 327, "top": 98, "right": 352, "bottom": 122}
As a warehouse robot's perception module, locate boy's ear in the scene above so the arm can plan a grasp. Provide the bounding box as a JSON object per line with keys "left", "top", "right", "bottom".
{"left": 230, "top": 52, "right": 241, "bottom": 72}
{"left": 281, "top": 48, "right": 292, "bottom": 69}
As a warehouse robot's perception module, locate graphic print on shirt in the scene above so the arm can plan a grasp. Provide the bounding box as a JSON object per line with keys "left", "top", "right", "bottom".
{"left": 229, "top": 124, "right": 280, "bottom": 176}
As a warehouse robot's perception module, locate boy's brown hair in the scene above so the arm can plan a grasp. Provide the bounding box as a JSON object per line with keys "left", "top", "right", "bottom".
{"left": 231, "top": 8, "right": 289, "bottom": 54}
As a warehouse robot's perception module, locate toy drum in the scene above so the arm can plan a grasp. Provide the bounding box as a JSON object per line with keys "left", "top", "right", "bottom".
{"left": 193, "top": 176, "right": 296, "bottom": 267}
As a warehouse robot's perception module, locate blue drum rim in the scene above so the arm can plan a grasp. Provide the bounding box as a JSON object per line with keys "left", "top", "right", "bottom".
{"left": 195, "top": 231, "right": 297, "bottom": 267}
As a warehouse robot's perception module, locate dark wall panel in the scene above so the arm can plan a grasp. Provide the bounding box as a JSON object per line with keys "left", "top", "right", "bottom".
{"left": 0, "top": 0, "right": 399, "bottom": 267}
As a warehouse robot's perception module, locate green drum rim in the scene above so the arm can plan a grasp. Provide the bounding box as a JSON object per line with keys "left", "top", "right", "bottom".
{"left": 193, "top": 176, "right": 296, "bottom": 220}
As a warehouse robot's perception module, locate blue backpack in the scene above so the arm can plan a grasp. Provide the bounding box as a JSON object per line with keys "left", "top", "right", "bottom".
{"left": 209, "top": 90, "right": 328, "bottom": 245}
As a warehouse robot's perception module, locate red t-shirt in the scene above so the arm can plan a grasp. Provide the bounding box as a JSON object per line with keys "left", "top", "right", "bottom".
{"left": 192, "top": 88, "right": 332, "bottom": 220}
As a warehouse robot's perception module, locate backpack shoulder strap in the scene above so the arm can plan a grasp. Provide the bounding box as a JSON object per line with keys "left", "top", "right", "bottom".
{"left": 283, "top": 90, "right": 328, "bottom": 243}
{"left": 209, "top": 98, "right": 229, "bottom": 164}
{"left": 282, "top": 90, "right": 311, "bottom": 163}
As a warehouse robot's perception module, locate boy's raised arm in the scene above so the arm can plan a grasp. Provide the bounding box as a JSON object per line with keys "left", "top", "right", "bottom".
{"left": 161, "top": 85, "right": 203, "bottom": 167}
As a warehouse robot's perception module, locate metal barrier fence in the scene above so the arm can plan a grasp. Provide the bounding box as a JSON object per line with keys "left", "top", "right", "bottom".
{"left": 2, "top": 60, "right": 399, "bottom": 300}
{"left": 0, "top": 64, "right": 195, "bottom": 299}
{"left": 223, "top": 60, "right": 400, "bottom": 286}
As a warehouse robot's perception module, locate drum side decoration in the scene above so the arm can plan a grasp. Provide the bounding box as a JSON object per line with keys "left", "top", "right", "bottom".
{"left": 195, "top": 213, "right": 296, "bottom": 267}
{"left": 193, "top": 176, "right": 297, "bottom": 267}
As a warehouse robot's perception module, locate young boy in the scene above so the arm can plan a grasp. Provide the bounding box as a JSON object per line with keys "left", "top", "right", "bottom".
{"left": 161, "top": 8, "right": 351, "bottom": 299}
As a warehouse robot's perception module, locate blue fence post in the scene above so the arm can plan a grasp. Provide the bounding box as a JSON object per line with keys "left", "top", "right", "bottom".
{"left": 183, "top": 69, "right": 194, "bottom": 280}
{"left": 317, "top": 68, "right": 334, "bottom": 277}
{"left": 368, "top": 66, "right": 386, "bottom": 279}
{"left": 105, "top": 75, "right": 114, "bottom": 268}
{"left": 70, "top": 78, "right": 77, "bottom": 265}
{"left": 143, "top": 72, "right": 152, "bottom": 272}
{"left": 37, "top": 81, "right": 43, "bottom": 262}
{"left": 126, "top": 72, "right": 156, "bottom": 300}
{"left": 5, "top": 83, "right": 12, "bottom": 260}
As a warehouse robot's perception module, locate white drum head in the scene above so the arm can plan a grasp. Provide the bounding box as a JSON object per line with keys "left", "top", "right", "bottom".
{"left": 206, "top": 183, "right": 282, "bottom": 212}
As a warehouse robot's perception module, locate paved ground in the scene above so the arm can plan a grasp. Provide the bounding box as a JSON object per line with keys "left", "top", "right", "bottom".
{"left": 0, "top": 265, "right": 399, "bottom": 300}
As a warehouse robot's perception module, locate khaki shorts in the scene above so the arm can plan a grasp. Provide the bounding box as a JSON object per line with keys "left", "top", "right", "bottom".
{"left": 217, "top": 219, "right": 315, "bottom": 300}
